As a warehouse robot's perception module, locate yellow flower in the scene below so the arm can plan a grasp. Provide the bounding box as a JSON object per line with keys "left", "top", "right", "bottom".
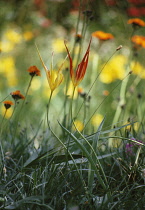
{"left": 36, "top": 45, "right": 64, "bottom": 92}
{"left": 5, "top": 29, "right": 22, "bottom": 44}
{"left": 0, "top": 57, "right": 15, "bottom": 73}
{"left": 52, "top": 39, "right": 65, "bottom": 53}
{"left": 91, "top": 114, "right": 103, "bottom": 128}
{"left": 47, "top": 69, "right": 63, "bottom": 92}
{"left": 100, "top": 55, "right": 126, "bottom": 83}
{"left": 73, "top": 120, "right": 84, "bottom": 132}
{"left": 131, "top": 61, "right": 143, "bottom": 75}
{"left": 0, "top": 41, "right": 14, "bottom": 52}
{"left": 23, "top": 31, "right": 34, "bottom": 41}
{"left": 0, "top": 56, "right": 17, "bottom": 86}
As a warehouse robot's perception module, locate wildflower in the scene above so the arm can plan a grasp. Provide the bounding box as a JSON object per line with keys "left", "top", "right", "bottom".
{"left": 127, "top": 18, "right": 145, "bottom": 27}
{"left": 125, "top": 143, "right": 134, "bottom": 156}
{"left": 36, "top": 45, "right": 64, "bottom": 92}
{"left": 64, "top": 38, "right": 92, "bottom": 87}
{"left": 52, "top": 39, "right": 65, "bottom": 53}
{"left": 92, "top": 31, "right": 114, "bottom": 41}
{"left": 10, "top": 90, "right": 25, "bottom": 101}
{"left": 131, "top": 35, "right": 145, "bottom": 48}
{"left": 73, "top": 120, "right": 84, "bottom": 132}
{"left": 3, "top": 100, "right": 14, "bottom": 109}
{"left": 23, "top": 31, "right": 34, "bottom": 41}
{"left": 125, "top": 138, "right": 144, "bottom": 157}
{"left": 91, "top": 113, "right": 103, "bottom": 128}
{"left": 100, "top": 55, "right": 126, "bottom": 83}
{"left": 47, "top": 70, "right": 63, "bottom": 92}
{"left": 27, "top": 65, "right": 41, "bottom": 77}
{"left": 5, "top": 29, "right": 22, "bottom": 44}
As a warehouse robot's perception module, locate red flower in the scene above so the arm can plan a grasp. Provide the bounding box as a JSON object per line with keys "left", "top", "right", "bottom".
{"left": 65, "top": 38, "right": 92, "bottom": 87}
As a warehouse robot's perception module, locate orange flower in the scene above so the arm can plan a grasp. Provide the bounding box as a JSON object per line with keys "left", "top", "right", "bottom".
{"left": 127, "top": 18, "right": 145, "bottom": 27}
{"left": 10, "top": 90, "right": 25, "bottom": 101}
{"left": 131, "top": 35, "right": 145, "bottom": 48}
{"left": 65, "top": 38, "right": 92, "bottom": 87}
{"left": 27, "top": 66, "right": 41, "bottom": 77}
{"left": 92, "top": 31, "right": 114, "bottom": 41}
{"left": 3, "top": 100, "right": 14, "bottom": 109}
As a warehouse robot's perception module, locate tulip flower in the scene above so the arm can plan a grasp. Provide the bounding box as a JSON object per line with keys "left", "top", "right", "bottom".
{"left": 64, "top": 38, "right": 92, "bottom": 87}
{"left": 36, "top": 44, "right": 64, "bottom": 93}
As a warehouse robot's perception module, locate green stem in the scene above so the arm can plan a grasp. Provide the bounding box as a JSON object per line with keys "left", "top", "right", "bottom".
{"left": 46, "top": 91, "right": 53, "bottom": 128}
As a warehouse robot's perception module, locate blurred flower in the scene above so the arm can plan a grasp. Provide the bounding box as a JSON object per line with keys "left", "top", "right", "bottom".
{"left": 73, "top": 120, "right": 84, "bottom": 132}
{"left": 100, "top": 55, "right": 126, "bottom": 83}
{"left": 125, "top": 143, "right": 134, "bottom": 156}
{"left": 103, "top": 90, "right": 109, "bottom": 96}
{"left": 127, "top": 18, "right": 145, "bottom": 27}
{"left": 5, "top": 29, "right": 22, "bottom": 44}
{"left": 0, "top": 41, "right": 14, "bottom": 52}
{"left": 10, "top": 90, "right": 25, "bottom": 101}
{"left": 127, "top": 7, "right": 145, "bottom": 17}
{"left": 23, "top": 31, "right": 34, "bottom": 41}
{"left": 65, "top": 38, "right": 92, "bottom": 87}
{"left": 0, "top": 57, "right": 17, "bottom": 86}
{"left": 3, "top": 101, "right": 14, "bottom": 110}
{"left": 27, "top": 66, "right": 41, "bottom": 77}
{"left": 131, "top": 35, "right": 145, "bottom": 48}
{"left": 52, "top": 39, "right": 65, "bottom": 53}
{"left": 91, "top": 113, "right": 103, "bottom": 128}
{"left": 92, "top": 31, "right": 114, "bottom": 41}
{"left": 131, "top": 61, "right": 145, "bottom": 76}
{"left": 125, "top": 138, "right": 144, "bottom": 157}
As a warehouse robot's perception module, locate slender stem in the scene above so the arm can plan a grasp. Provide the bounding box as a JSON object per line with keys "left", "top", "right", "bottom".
{"left": 0, "top": 109, "right": 7, "bottom": 179}
{"left": 83, "top": 72, "right": 132, "bottom": 131}
{"left": 46, "top": 91, "right": 53, "bottom": 128}
{"left": 0, "top": 95, "right": 9, "bottom": 103}
{"left": 75, "top": 50, "right": 117, "bottom": 119}
{"left": 69, "top": 86, "right": 76, "bottom": 126}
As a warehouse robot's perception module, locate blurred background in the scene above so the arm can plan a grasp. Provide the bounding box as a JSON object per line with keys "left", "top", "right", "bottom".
{"left": 1, "top": 0, "right": 145, "bottom": 133}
